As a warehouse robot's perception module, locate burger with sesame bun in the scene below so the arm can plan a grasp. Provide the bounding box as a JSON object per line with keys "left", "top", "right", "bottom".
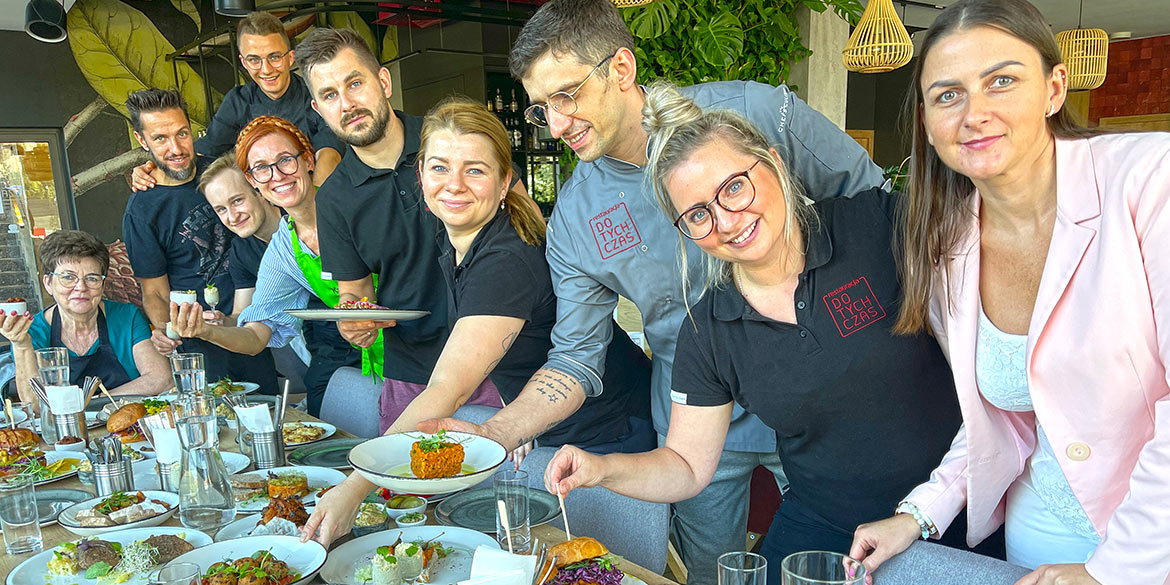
{"left": 543, "top": 537, "right": 624, "bottom": 585}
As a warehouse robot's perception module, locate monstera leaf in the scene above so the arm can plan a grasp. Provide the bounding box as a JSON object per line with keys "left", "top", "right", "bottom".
{"left": 692, "top": 10, "right": 744, "bottom": 67}
{"left": 170, "top": 0, "right": 201, "bottom": 32}
{"left": 67, "top": 0, "right": 218, "bottom": 131}
{"left": 627, "top": 0, "right": 678, "bottom": 40}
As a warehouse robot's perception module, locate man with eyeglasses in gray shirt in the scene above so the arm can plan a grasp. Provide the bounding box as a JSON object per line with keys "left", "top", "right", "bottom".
{"left": 421, "top": 0, "right": 884, "bottom": 581}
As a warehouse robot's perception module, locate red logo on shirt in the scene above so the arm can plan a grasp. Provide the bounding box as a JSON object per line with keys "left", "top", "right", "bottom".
{"left": 823, "top": 276, "right": 886, "bottom": 337}
{"left": 590, "top": 202, "right": 642, "bottom": 259}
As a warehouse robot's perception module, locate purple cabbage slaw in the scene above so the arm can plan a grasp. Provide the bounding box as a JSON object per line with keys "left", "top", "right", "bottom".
{"left": 545, "top": 557, "right": 625, "bottom": 585}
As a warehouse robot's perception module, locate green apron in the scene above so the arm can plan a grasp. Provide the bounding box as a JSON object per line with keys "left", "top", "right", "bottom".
{"left": 288, "top": 219, "right": 385, "bottom": 380}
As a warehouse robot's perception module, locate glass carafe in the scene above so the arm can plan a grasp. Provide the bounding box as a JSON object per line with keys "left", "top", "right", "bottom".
{"left": 175, "top": 396, "right": 234, "bottom": 533}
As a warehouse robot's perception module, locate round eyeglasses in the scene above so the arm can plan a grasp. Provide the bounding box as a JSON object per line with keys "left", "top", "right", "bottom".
{"left": 673, "top": 160, "right": 761, "bottom": 240}
{"left": 246, "top": 152, "right": 302, "bottom": 183}
{"left": 50, "top": 271, "right": 106, "bottom": 289}
{"left": 242, "top": 50, "right": 290, "bottom": 70}
{"left": 524, "top": 56, "right": 613, "bottom": 127}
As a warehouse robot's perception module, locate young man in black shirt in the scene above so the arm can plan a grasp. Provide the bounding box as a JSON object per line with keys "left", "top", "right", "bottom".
{"left": 122, "top": 88, "right": 277, "bottom": 394}
{"left": 131, "top": 12, "right": 342, "bottom": 191}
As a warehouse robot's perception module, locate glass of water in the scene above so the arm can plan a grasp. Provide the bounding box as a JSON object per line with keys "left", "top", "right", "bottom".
{"left": 494, "top": 469, "right": 531, "bottom": 553}
{"left": 718, "top": 551, "right": 767, "bottom": 585}
{"left": 35, "top": 347, "right": 69, "bottom": 386}
{"left": 780, "top": 551, "right": 865, "bottom": 585}
{"left": 170, "top": 353, "right": 206, "bottom": 395}
{"left": 149, "top": 562, "right": 200, "bottom": 585}
{"left": 1, "top": 475, "right": 43, "bottom": 554}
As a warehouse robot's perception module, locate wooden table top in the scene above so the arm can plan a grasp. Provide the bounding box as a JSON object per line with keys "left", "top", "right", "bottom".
{"left": 3, "top": 407, "right": 677, "bottom": 585}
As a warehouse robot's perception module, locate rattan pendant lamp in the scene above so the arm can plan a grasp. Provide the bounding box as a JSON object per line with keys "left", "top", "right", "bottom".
{"left": 1055, "top": 0, "right": 1108, "bottom": 90}
{"left": 842, "top": 0, "right": 913, "bottom": 73}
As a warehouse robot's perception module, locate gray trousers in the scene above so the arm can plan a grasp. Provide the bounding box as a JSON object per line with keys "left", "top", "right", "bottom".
{"left": 661, "top": 435, "right": 787, "bottom": 585}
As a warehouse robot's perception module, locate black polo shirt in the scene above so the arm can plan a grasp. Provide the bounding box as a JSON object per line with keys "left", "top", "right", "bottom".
{"left": 673, "top": 188, "right": 962, "bottom": 536}
{"left": 228, "top": 234, "right": 269, "bottom": 290}
{"left": 315, "top": 111, "right": 447, "bottom": 385}
{"left": 438, "top": 210, "right": 651, "bottom": 448}
{"left": 195, "top": 74, "right": 343, "bottom": 158}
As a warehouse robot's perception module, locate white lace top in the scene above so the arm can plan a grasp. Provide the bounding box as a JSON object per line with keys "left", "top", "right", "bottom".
{"left": 975, "top": 305, "right": 1101, "bottom": 541}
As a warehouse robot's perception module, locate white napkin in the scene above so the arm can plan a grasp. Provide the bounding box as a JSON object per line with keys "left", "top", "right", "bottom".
{"left": 153, "top": 427, "right": 182, "bottom": 464}
{"left": 465, "top": 546, "right": 537, "bottom": 585}
{"left": 234, "top": 404, "right": 274, "bottom": 433}
{"left": 46, "top": 385, "right": 83, "bottom": 414}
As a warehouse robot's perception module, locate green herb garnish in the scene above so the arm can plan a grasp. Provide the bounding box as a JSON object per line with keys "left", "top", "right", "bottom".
{"left": 85, "top": 562, "right": 112, "bottom": 578}
{"left": 413, "top": 429, "right": 467, "bottom": 452}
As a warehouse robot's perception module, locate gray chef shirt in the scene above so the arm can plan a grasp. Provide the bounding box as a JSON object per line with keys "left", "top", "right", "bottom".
{"left": 543, "top": 80, "right": 885, "bottom": 452}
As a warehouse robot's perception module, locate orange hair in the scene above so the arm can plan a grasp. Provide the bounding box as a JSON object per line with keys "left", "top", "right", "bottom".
{"left": 235, "top": 115, "right": 316, "bottom": 172}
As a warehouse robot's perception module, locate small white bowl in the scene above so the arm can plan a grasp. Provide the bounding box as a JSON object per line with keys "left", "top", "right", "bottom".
{"left": 395, "top": 511, "right": 427, "bottom": 527}
{"left": 0, "top": 301, "right": 28, "bottom": 315}
{"left": 53, "top": 439, "right": 87, "bottom": 452}
{"left": 384, "top": 494, "right": 428, "bottom": 520}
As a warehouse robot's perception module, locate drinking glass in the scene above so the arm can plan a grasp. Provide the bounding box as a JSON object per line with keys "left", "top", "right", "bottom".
{"left": 780, "top": 551, "right": 865, "bottom": 585}
{"left": 718, "top": 551, "right": 767, "bottom": 585}
{"left": 5, "top": 401, "right": 34, "bottom": 429}
{"left": 494, "top": 469, "right": 531, "bottom": 553}
{"left": 0, "top": 475, "right": 43, "bottom": 554}
{"left": 150, "top": 562, "right": 200, "bottom": 585}
{"left": 176, "top": 395, "right": 234, "bottom": 533}
{"left": 170, "top": 353, "right": 206, "bottom": 395}
{"left": 34, "top": 347, "right": 69, "bottom": 386}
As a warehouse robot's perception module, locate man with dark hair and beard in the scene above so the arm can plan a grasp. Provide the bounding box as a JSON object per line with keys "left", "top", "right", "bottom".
{"left": 122, "top": 88, "right": 278, "bottom": 394}
{"left": 293, "top": 28, "right": 500, "bottom": 425}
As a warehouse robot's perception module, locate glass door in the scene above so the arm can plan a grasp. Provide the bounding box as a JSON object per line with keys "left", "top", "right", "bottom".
{"left": 0, "top": 128, "right": 77, "bottom": 315}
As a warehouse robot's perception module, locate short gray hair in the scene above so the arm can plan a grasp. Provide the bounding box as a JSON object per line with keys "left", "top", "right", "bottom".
{"left": 508, "top": 0, "right": 635, "bottom": 80}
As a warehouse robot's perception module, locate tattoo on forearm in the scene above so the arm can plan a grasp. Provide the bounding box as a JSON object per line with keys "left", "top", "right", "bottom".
{"left": 530, "top": 371, "right": 575, "bottom": 404}
{"left": 483, "top": 331, "right": 519, "bottom": 376}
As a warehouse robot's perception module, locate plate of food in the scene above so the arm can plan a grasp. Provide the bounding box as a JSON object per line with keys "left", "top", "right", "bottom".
{"left": 210, "top": 377, "right": 261, "bottom": 397}
{"left": 230, "top": 465, "right": 346, "bottom": 512}
{"left": 165, "top": 535, "right": 327, "bottom": 585}
{"left": 348, "top": 430, "right": 505, "bottom": 496}
{"left": 283, "top": 421, "right": 335, "bottom": 447}
{"left": 1, "top": 441, "right": 83, "bottom": 485}
{"left": 96, "top": 396, "right": 172, "bottom": 424}
{"left": 542, "top": 537, "right": 649, "bottom": 585}
{"left": 286, "top": 297, "right": 429, "bottom": 322}
{"left": 436, "top": 487, "right": 562, "bottom": 533}
{"left": 216, "top": 499, "right": 315, "bottom": 542}
{"left": 320, "top": 525, "right": 498, "bottom": 585}
{"left": 288, "top": 438, "right": 364, "bottom": 469}
{"left": 6, "top": 526, "right": 211, "bottom": 585}
{"left": 57, "top": 490, "right": 179, "bottom": 536}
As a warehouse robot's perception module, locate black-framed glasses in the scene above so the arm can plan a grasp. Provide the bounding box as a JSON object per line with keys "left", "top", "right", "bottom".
{"left": 524, "top": 55, "right": 613, "bottom": 127}
{"left": 246, "top": 152, "right": 302, "bottom": 183}
{"left": 241, "top": 50, "right": 290, "bottom": 69}
{"left": 673, "top": 160, "right": 762, "bottom": 240}
{"left": 50, "top": 271, "right": 106, "bottom": 289}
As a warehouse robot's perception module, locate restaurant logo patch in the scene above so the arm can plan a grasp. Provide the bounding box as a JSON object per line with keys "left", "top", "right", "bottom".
{"left": 823, "top": 276, "right": 886, "bottom": 337}
{"left": 590, "top": 202, "right": 642, "bottom": 259}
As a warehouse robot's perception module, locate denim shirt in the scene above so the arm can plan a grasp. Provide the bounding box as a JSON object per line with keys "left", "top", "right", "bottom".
{"left": 544, "top": 80, "right": 885, "bottom": 452}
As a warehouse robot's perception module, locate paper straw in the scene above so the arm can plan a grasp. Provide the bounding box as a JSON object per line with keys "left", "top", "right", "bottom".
{"left": 98, "top": 382, "right": 120, "bottom": 410}
{"left": 556, "top": 484, "right": 571, "bottom": 541}
{"left": 497, "top": 499, "right": 514, "bottom": 554}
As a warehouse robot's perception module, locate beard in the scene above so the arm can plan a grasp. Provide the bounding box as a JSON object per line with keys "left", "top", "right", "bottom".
{"left": 149, "top": 150, "right": 196, "bottom": 182}
{"left": 337, "top": 99, "right": 391, "bottom": 148}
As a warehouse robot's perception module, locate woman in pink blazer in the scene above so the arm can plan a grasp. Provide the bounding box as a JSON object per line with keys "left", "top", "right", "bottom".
{"left": 849, "top": 1, "right": 1170, "bottom": 585}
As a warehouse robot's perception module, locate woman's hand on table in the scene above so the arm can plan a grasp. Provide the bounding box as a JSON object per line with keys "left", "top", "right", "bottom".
{"left": 848, "top": 513, "right": 921, "bottom": 579}
{"left": 544, "top": 444, "right": 608, "bottom": 496}
{"left": 300, "top": 474, "right": 367, "bottom": 548}
{"left": 0, "top": 310, "right": 33, "bottom": 346}
{"left": 337, "top": 320, "right": 396, "bottom": 348}
{"left": 1013, "top": 564, "right": 1100, "bottom": 585}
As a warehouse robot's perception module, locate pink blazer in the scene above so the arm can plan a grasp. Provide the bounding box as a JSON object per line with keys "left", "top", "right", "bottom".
{"left": 903, "top": 133, "right": 1170, "bottom": 585}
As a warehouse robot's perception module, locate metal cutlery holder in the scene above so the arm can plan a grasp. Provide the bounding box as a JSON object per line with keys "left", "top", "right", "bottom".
{"left": 52, "top": 411, "right": 89, "bottom": 445}
{"left": 94, "top": 459, "right": 134, "bottom": 496}
{"left": 250, "top": 430, "right": 285, "bottom": 469}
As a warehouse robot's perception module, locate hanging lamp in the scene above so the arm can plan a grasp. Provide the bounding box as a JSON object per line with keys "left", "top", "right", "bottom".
{"left": 1055, "top": 0, "right": 1107, "bottom": 90}
{"left": 842, "top": 0, "right": 913, "bottom": 74}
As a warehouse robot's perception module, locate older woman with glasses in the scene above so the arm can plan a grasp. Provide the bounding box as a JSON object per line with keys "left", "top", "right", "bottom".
{"left": 1, "top": 230, "right": 171, "bottom": 405}
{"left": 543, "top": 81, "right": 994, "bottom": 581}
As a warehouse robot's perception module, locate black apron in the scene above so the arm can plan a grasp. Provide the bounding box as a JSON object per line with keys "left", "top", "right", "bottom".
{"left": 49, "top": 306, "right": 134, "bottom": 389}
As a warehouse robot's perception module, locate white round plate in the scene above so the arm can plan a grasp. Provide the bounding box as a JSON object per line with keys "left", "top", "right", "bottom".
{"left": 236, "top": 465, "right": 346, "bottom": 512}
{"left": 208, "top": 380, "right": 260, "bottom": 396}
{"left": 5, "top": 526, "right": 212, "bottom": 585}
{"left": 0, "top": 408, "right": 29, "bottom": 426}
{"left": 214, "top": 506, "right": 315, "bottom": 542}
{"left": 57, "top": 491, "right": 179, "bottom": 536}
{"left": 320, "top": 525, "right": 499, "bottom": 585}
{"left": 348, "top": 432, "right": 506, "bottom": 496}
{"left": 283, "top": 421, "right": 337, "bottom": 447}
{"left": 134, "top": 452, "right": 251, "bottom": 490}
{"left": 28, "top": 451, "right": 83, "bottom": 486}
{"left": 285, "top": 308, "right": 430, "bottom": 322}
{"left": 166, "top": 535, "right": 326, "bottom": 585}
